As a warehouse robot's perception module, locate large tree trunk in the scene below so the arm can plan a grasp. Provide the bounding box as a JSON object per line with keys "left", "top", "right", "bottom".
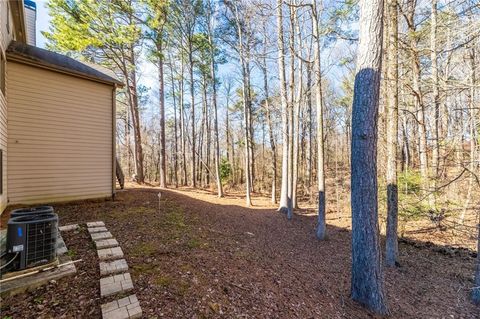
{"left": 169, "top": 56, "right": 179, "bottom": 188}
{"left": 158, "top": 43, "right": 167, "bottom": 188}
{"left": 241, "top": 63, "right": 252, "bottom": 206}
{"left": 385, "top": 0, "right": 399, "bottom": 267}
{"left": 286, "top": 3, "right": 296, "bottom": 220}
{"left": 198, "top": 79, "right": 207, "bottom": 185}
{"left": 292, "top": 3, "right": 302, "bottom": 210}
{"left": 277, "top": 0, "right": 289, "bottom": 214}
{"left": 179, "top": 57, "right": 187, "bottom": 186}
{"left": 307, "top": 63, "right": 313, "bottom": 202}
{"left": 229, "top": 2, "right": 252, "bottom": 206}
{"left": 126, "top": 48, "right": 144, "bottom": 183}
{"left": 210, "top": 33, "right": 223, "bottom": 198}
{"left": 406, "top": 1, "right": 428, "bottom": 196}
{"left": 350, "top": 0, "right": 388, "bottom": 314}
{"left": 311, "top": 2, "right": 326, "bottom": 239}
{"left": 246, "top": 64, "right": 255, "bottom": 193}
{"left": 189, "top": 46, "right": 196, "bottom": 188}
{"left": 461, "top": 42, "right": 478, "bottom": 224}
{"left": 125, "top": 107, "right": 132, "bottom": 177}
{"left": 262, "top": 24, "right": 277, "bottom": 204}
{"left": 473, "top": 223, "right": 480, "bottom": 304}
{"left": 430, "top": 0, "right": 439, "bottom": 206}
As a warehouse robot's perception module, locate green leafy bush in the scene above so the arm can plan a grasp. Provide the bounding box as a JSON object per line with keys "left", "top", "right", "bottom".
{"left": 219, "top": 158, "right": 232, "bottom": 182}
{"left": 398, "top": 170, "right": 422, "bottom": 195}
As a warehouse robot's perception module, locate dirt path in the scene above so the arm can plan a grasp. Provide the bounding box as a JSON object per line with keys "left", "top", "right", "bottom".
{"left": 2, "top": 187, "right": 478, "bottom": 318}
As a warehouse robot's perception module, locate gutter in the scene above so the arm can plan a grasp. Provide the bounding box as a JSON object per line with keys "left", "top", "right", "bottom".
{"left": 6, "top": 54, "right": 124, "bottom": 87}
{"left": 112, "top": 85, "right": 117, "bottom": 199}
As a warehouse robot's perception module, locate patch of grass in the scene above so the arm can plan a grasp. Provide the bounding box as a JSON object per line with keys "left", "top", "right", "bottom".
{"left": 398, "top": 170, "right": 423, "bottom": 195}
{"left": 400, "top": 201, "right": 432, "bottom": 221}
{"left": 185, "top": 237, "right": 209, "bottom": 250}
{"left": 179, "top": 264, "right": 194, "bottom": 272}
{"left": 131, "top": 264, "right": 157, "bottom": 276}
{"left": 133, "top": 206, "right": 157, "bottom": 215}
{"left": 174, "top": 280, "right": 190, "bottom": 296}
{"left": 131, "top": 242, "right": 158, "bottom": 257}
{"left": 186, "top": 238, "right": 201, "bottom": 249}
{"left": 113, "top": 206, "right": 157, "bottom": 222}
{"left": 154, "top": 274, "right": 173, "bottom": 287}
{"left": 66, "top": 249, "right": 76, "bottom": 258}
{"left": 163, "top": 205, "right": 187, "bottom": 230}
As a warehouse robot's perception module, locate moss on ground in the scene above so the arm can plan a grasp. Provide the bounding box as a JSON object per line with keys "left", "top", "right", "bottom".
{"left": 154, "top": 274, "right": 173, "bottom": 287}
{"left": 131, "top": 242, "right": 158, "bottom": 257}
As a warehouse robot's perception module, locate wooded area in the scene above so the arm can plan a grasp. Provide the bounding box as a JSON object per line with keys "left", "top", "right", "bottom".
{"left": 43, "top": 0, "right": 479, "bottom": 313}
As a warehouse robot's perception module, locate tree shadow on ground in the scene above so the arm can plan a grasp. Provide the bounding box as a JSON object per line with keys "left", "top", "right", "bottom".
{"left": 5, "top": 187, "right": 478, "bottom": 318}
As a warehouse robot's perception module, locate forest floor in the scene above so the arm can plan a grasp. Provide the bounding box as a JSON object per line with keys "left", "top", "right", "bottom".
{"left": 1, "top": 185, "right": 479, "bottom": 318}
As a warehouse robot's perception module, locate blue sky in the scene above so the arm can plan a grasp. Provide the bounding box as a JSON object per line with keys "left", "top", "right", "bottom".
{"left": 34, "top": 0, "right": 352, "bottom": 124}
{"left": 35, "top": 1, "right": 50, "bottom": 48}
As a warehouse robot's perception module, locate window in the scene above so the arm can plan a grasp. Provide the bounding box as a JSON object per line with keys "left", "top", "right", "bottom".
{"left": 0, "top": 52, "right": 5, "bottom": 96}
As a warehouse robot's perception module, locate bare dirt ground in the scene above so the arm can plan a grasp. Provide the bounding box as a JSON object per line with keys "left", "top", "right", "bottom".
{"left": 1, "top": 186, "right": 479, "bottom": 318}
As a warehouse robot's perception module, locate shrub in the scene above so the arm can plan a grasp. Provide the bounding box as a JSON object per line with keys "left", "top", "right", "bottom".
{"left": 219, "top": 157, "right": 232, "bottom": 182}
{"left": 398, "top": 170, "right": 422, "bottom": 195}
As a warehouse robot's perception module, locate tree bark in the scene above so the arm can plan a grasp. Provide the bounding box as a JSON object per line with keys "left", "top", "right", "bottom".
{"left": 229, "top": 2, "right": 252, "bottom": 206}
{"left": 385, "top": 0, "right": 399, "bottom": 267}
{"left": 179, "top": 57, "right": 187, "bottom": 186}
{"left": 189, "top": 44, "right": 196, "bottom": 187}
{"left": 473, "top": 222, "right": 480, "bottom": 304}
{"left": 126, "top": 47, "right": 144, "bottom": 183}
{"left": 158, "top": 43, "right": 167, "bottom": 188}
{"left": 350, "top": 0, "right": 388, "bottom": 314}
{"left": 261, "top": 23, "right": 277, "bottom": 204}
{"left": 169, "top": 55, "right": 179, "bottom": 188}
{"left": 311, "top": 1, "right": 326, "bottom": 239}
{"left": 307, "top": 63, "right": 313, "bottom": 202}
{"left": 209, "top": 26, "right": 223, "bottom": 198}
{"left": 277, "top": 0, "right": 289, "bottom": 214}
{"left": 430, "top": 0, "right": 439, "bottom": 206}
{"left": 286, "top": 2, "right": 296, "bottom": 220}
{"left": 241, "top": 64, "right": 252, "bottom": 206}
{"left": 292, "top": 2, "right": 302, "bottom": 210}
{"left": 406, "top": 1, "right": 428, "bottom": 196}
{"left": 461, "top": 42, "right": 478, "bottom": 224}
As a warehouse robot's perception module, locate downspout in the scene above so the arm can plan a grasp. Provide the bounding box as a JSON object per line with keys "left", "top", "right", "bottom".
{"left": 112, "top": 85, "right": 117, "bottom": 199}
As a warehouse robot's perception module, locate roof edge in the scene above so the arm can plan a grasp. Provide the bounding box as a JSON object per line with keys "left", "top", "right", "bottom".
{"left": 7, "top": 54, "right": 122, "bottom": 87}
{"left": 6, "top": 42, "right": 124, "bottom": 87}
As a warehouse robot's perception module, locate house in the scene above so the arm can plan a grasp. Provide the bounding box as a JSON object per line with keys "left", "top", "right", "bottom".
{"left": 1, "top": 0, "right": 122, "bottom": 213}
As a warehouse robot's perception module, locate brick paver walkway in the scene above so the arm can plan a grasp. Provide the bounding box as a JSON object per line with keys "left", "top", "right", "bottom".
{"left": 86, "top": 221, "right": 142, "bottom": 319}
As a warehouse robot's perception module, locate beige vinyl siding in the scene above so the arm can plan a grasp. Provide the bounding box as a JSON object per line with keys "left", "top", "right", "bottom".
{"left": 7, "top": 61, "right": 114, "bottom": 205}
{"left": 0, "top": 1, "right": 14, "bottom": 212}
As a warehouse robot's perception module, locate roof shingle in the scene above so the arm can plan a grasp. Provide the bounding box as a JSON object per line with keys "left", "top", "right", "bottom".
{"left": 6, "top": 41, "right": 123, "bottom": 86}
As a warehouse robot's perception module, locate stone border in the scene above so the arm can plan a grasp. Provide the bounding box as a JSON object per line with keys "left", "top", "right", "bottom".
{"left": 86, "top": 221, "right": 143, "bottom": 319}
{"left": 100, "top": 259, "right": 129, "bottom": 276}
{"left": 101, "top": 294, "right": 142, "bottom": 319}
{"left": 59, "top": 224, "right": 79, "bottom": 232}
